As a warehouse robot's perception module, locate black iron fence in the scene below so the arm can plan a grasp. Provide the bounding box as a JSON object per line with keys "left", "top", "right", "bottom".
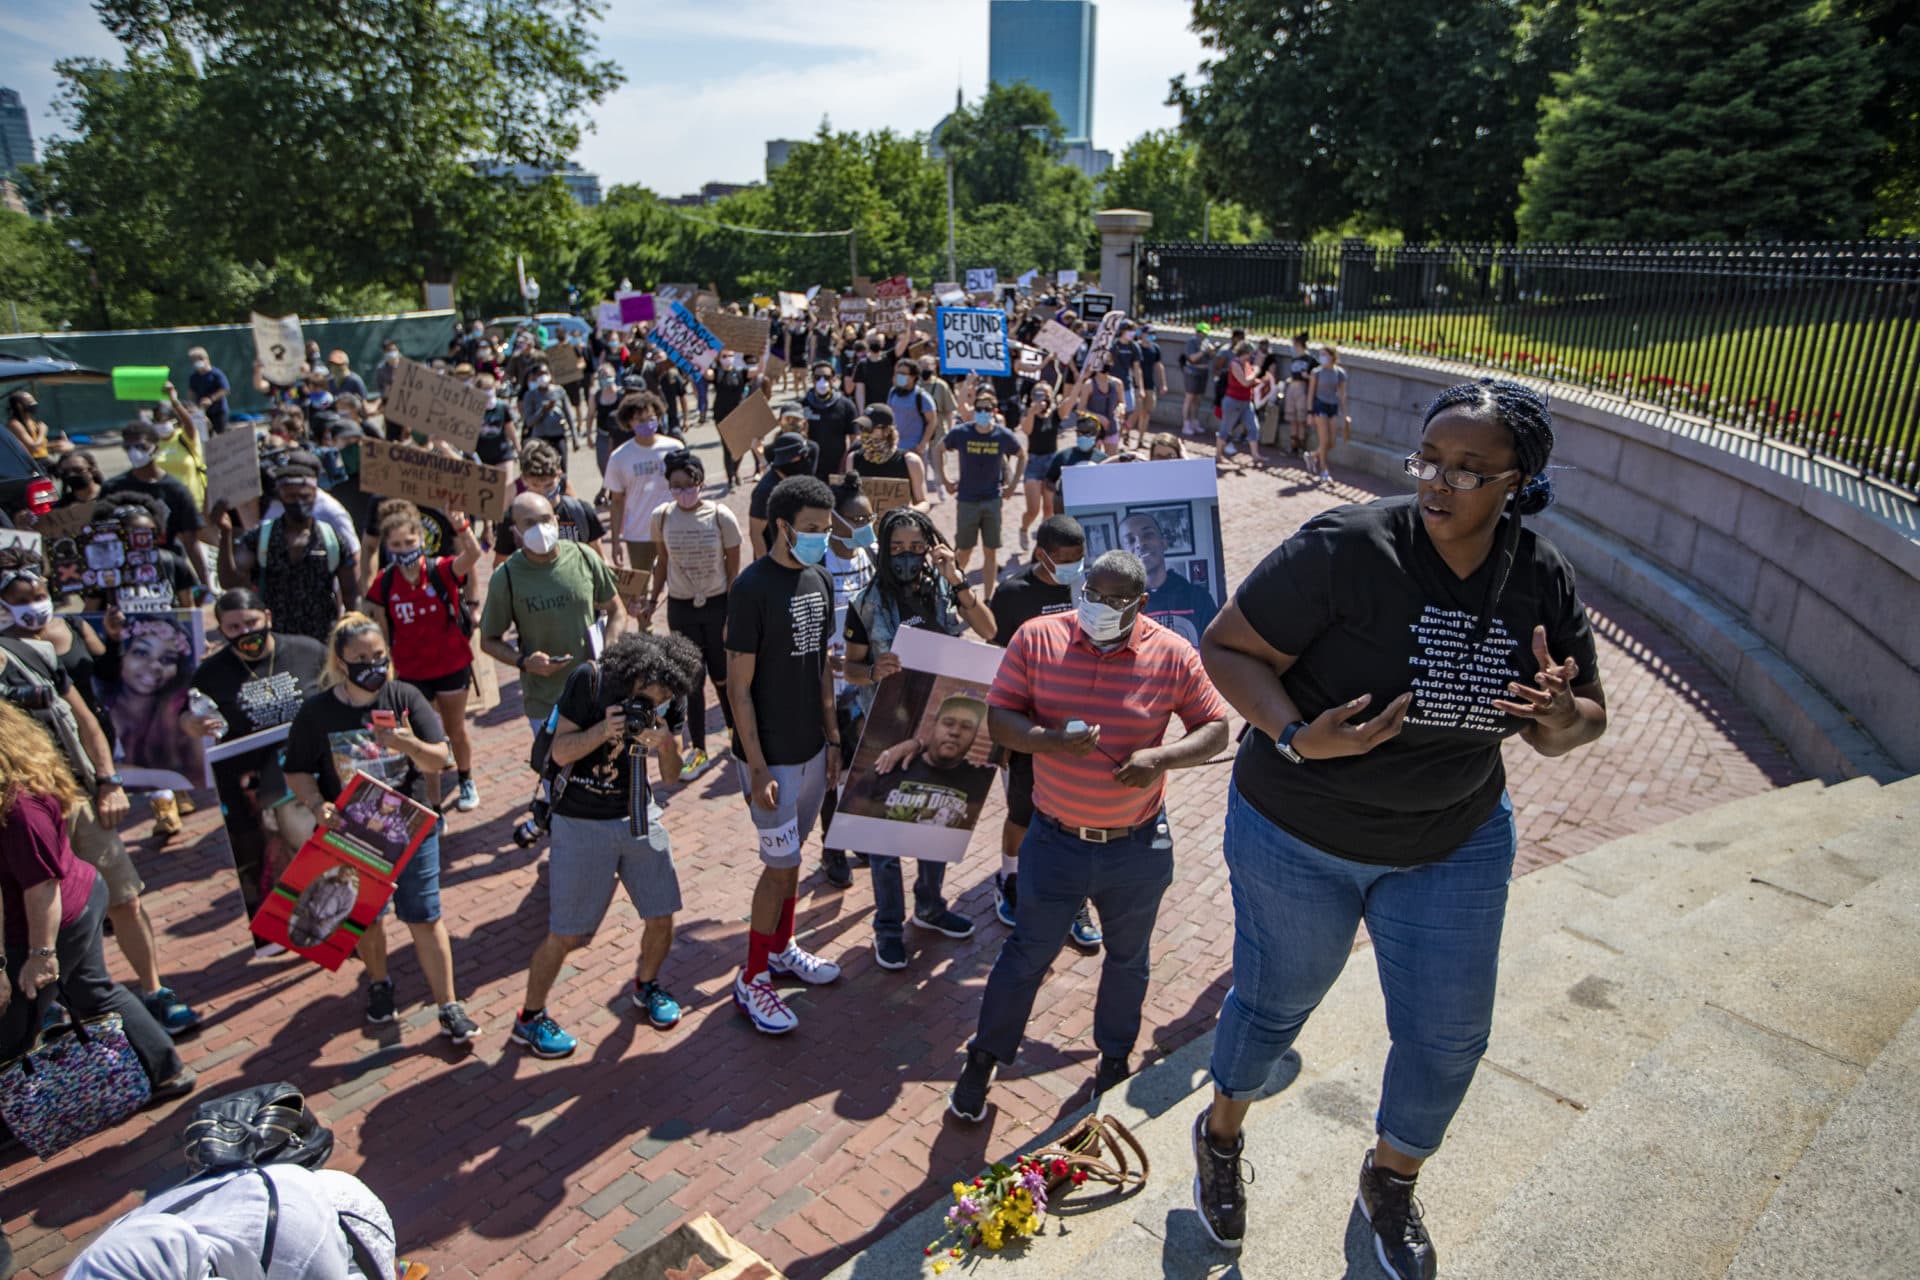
{"left": 1137, "top": 240, "right": 1920, "bottom": 495}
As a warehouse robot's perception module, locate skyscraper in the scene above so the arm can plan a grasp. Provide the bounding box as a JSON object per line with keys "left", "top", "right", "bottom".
{"left": 988, "top": 0, "right": 1096, "bottom": 146}
{"left": 0, "top": 89, "right": 35, "bottom": 184}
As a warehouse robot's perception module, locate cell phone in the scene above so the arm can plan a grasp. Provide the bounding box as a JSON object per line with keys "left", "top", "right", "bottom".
{"left": 1065, "top": 719, "right": 1089, "bottom": 734}
{"left": 370, "top": 710, "right": 397, "bottom": 730}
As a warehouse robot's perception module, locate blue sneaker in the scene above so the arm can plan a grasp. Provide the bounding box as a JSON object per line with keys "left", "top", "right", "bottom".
{"left": 994, "top": 873, "right": 1018, "bottom": 928}
{"left": 142, "top": 987, "right": 202, "bottom": 1037}
{"left": 633, "top": 980, "right": 682, "bottom": 1029}
{"left": 1069, "top": 903, "right": 1103, "bottom": 951}
{"left": 510, "top": 1010, "right": 577, "bottom": 1058}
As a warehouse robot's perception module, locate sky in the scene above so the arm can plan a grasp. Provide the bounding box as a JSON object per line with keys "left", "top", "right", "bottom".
{"left": 2, "top": 0, "right": 1207, "bottom": 197}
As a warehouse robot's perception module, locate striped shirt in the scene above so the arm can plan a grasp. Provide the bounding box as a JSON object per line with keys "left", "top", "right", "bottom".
{"left": 988, "top": 612, "right": 1228, "bottom": 830}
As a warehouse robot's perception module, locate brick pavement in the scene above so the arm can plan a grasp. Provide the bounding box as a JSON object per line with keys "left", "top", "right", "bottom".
{"left": 0, "top": 432, "right": 1799, "bottom": 1279}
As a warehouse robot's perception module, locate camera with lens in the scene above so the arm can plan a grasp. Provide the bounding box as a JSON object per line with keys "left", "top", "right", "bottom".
{"left": 0, "top": 670, "right": 55, "bottom": 712}
{"left": 619, "top": 697, "right": 657, "bottom": 743}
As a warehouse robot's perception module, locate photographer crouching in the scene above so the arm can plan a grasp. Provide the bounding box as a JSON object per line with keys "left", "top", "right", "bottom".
{"left": 509, "top": 632, "right": 705, "bottom": 1059}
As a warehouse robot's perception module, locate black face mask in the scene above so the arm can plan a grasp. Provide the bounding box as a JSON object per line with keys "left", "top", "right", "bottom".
{"left": 283, "top": 499, "right": 316, "bottom": 521}
{"left": 231, "top": 627, "right": 271, "bottom": 661}
{"left": 391, "top": 547, "right": 424, "bottom": 567}
{"left": 889, "top": 552, "right": 928, "bottom": 584}
{"left": 346, "top": 659, "right": 389, "bottom": 692}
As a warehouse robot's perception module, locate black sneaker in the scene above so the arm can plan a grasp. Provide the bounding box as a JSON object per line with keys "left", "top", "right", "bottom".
{"left": 437, "top": 1002, "right": 478, "bottom": 1045}
{"left": 948, "top": 1046, "right": 996, "bottom": 1123}
{"left": 821, "top": 848, "right": 853, "bottom": 890}
{"left": 1191, "top": 1108, "right": 1255, "bottom": 1250}
{"left": 365, "top": 979, "right": 397, "bottom": 1025}
{"left": 1356, "top": 1149, "right": 1437, "bottom": 1280}
{"left": 1093, "top": 1053, "right": 1131, "bottom": 1097}
{"left": 911, "top": 905, "right": 975, "bottom": 939}
{"left": 873, "top": 934, "right": 909, "bottom": 971}
{"left": 994, "top": 873, "right": 1017, "bottom": 926}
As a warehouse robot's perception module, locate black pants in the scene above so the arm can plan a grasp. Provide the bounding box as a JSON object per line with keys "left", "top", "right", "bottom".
{"left": 819, "top": 701, "right": 862, "bottom": 857}
{"left": 1, "top": 876, "right": 182, "bottom": 1086}
{"left": 667, "top": 596, "right": 733, "bottom": 753}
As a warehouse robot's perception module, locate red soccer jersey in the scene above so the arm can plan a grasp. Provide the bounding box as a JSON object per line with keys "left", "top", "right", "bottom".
{"left": 368, "top": 556, "right": 470, "bottom": 682}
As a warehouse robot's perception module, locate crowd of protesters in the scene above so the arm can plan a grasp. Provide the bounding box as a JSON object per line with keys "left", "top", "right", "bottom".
{"left": 0, "top": 283, "right": 1606, "bottom": 1280}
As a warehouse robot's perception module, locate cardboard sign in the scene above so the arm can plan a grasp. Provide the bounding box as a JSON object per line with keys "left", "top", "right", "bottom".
{"left": 596, "top": 302, "right": 624, "bottom": 333}
{"left": 203, "top": 426, "right": 263, "bottom": 514}
{"left": 652, "top": 301, "right": 723, "bottom": 379}
{"left": 251, "top": 312, "right": 306, "bottom": 387}
{"left": 545, "top": 342, "right": 583, "bottom": 385}
{"left": 965, "top": 267, "right": 998, "bottom": 293}
{"left": 837, "top": 296, "right": 870, "bottom": 326}
{"left": 764, "top": 354, "right": 789, "bottom": 384}
{"left": 0, "top": 528, "right": 42, "bottom": 559}
{"left": 705, "top": 311, "right": 771, "bottom": 355}
{"left": 692, "top": 290, "right": 721, "bottom": 316}
{"left": 1033, "top": 319, "right": 1086, "bottom": 367}
{"left": 851, "top": 276, "right": 876, "bottom": 299}
{"left": 29, "top": 503, "right": 94, "bottom": 548}
{"left": 839, "top": 473, "right": 913, "bottom": 515}
{"left": 717, "top": 391, "right": 779, "bottom": 460}
{"left": 1058, "top": 269, "right": 1080, "bottom": 287}
{"left": 468, "top": 626, "right": 500, "bottom": 715}
{"left": 1015, "top": 344, "right": 1043, "bottom": 379}
{"left": 382, "top": 357, "right": 490, "bottom": 451}
{"left": 360, "top": 439, "right": 515, "bottom": 520}
{"left": 935, "top": 307, "right": 1012, "bottom": 378}
{"left": 1080, "top": 291, "right": 1116, "bottom": 321}
{"left": 778, "top": 291, "right": 809, "bottom": 320}
{"left": 1083, "top": 310, "right": 1127, "bottom": 373}
{"left": 612, "top": 566, "right": 650, "bottom": 604}
{"left": 618, "top": 292, "right": 655, "bottom": 325}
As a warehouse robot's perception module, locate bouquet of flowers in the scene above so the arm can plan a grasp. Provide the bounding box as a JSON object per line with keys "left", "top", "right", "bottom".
{"left": 924, "top": 1154, "right": 1089, "bottom": 1271}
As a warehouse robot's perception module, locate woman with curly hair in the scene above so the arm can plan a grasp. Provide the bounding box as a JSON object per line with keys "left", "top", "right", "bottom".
{"left": 0, "top": 701, "right": 196, "bottom": 1106}
{"left": 509, "top": 631, "right": 704, "bottom": 1058}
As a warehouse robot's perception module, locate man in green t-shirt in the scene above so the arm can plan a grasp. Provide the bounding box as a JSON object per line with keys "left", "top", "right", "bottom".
{"left": 481, "top": 492, "right": 626, "bottom": 731}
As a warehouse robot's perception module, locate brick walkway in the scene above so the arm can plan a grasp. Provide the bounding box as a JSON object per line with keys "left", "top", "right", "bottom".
{"left": 0, "top": 438, "right": 1799, "bottom": 1279}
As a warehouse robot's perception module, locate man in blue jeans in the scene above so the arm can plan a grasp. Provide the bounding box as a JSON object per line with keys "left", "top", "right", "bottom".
{"left": 948, "top": 551, "right": 1228, "bottom": 1118}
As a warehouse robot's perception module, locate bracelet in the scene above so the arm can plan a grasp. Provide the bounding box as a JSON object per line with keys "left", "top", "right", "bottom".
{"left": 28, "top": 946, "right": 56, "bottom": 960}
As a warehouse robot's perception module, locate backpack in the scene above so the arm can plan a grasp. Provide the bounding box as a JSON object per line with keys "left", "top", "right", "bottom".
{"left": 256, "top": 516, "right": 342, "bottom": 576}
{"left": 523, "top": 663, "right": 600, "bottom": 835}
{"left": 182, "top": 1081, "right": 334, "bottom": 1176}
{"left": 0, "top": 637, "right": 96, "bottom": 791}
{"left": 376, "top": 556, "right": 473, "bottom": 640}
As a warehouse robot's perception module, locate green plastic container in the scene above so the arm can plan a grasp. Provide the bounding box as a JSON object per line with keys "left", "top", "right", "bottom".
{"left": 111, "top": 366, "right": 171, "bottom": 402}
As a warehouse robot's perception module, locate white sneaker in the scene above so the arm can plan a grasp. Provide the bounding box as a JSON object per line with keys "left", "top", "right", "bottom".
{"left": 733, "top": 970, "right": 797, "bottom": 1034}
{"left": 767, "top": 940, "right": 841, "bottom": 985}
{"left": 1223, "top": 442, "right": 1237, "bottom": 457}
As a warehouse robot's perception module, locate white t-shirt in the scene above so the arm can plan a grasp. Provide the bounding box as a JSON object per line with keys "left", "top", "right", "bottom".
{"left": 604, "top": 437, "right": 680, "bottom": 542}
{"left": 823, "top": 546, "right": 874, "bottom": 696}
{"left": 650, "top": 500, "right": 742, "bottom": 605}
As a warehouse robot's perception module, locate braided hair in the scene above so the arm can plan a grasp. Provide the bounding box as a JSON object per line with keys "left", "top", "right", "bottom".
{"left": 872, "top": 506, "right": 949, "bottom": 604}
{"left": 1422, "top": 378, "right": 1557, "bottom": 640}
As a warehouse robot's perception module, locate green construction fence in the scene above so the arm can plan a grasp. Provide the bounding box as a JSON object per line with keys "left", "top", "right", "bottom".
{"left": 0, "top": 309, "right": 458, "bottom": 438}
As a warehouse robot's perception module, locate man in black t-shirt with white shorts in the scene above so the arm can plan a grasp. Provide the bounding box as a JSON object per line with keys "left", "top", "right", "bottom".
{"left": 726, "top": 475, "right": 844, "bottom": 1034}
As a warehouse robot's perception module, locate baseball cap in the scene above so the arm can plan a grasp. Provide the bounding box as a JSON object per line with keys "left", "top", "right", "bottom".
{"left": 767, "top": 432, "right": 815, "bottom": 467}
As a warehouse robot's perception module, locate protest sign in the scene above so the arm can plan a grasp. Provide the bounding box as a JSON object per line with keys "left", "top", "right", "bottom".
{"left": 203, "top": 425, "right": 262, "bottom": 515}
{"left": 764, "top": 354, "right": 788, "bottom": 384}
{"left": 651, "top": 301, "right": 724, "bottom": 379}
{"left": 824, "top": 627, "right": 1004, "bottom": 863}
{"left": 1080, "top": 291, "right": 1116, "bottom": 321}
{"left": 251, "top": 312, "right": 306, "bottom": 387}
{"left": 0, "top": 529, "right": 41, "bottom": 559}
{"left": 29, "top": 502, "right": 93, "bottom": 549}
{"left": 778, "top": 291, "right": 809, "bottom": 319}
{"left": 965, "top": 267, "right": 998, "bottom": 294}
{"left": 208, "top": 723, "right": 298, "bottom": 952}
{"left": 872, "top": 275, "right": 913, "bottom": 334}
{"left": 1014, "top": 344, "right": 1043, "bottom": 379}
{"left": 1033, "top": 319, "right": 1086, "bottom": 366}
{"left": 382, "top": 357, "right": 490, "bottom": 452}
{"left": 596, "top": 302, "right": 623, "bottom": 333}
{"left": 852, "top": 276, "right": 876, "bottom": 299}
{"left": 1062, "top": 458, "right": 1224, "bottom": 649}
{"left": 1058, "top": 268, "right": 1080, "bottom": 286}
{"left": 851, "top": 474, "right": 913, "bottom": 515}
{"left": 1083, "top": 310, "right": 1127, "bottom": 373}
{"left": 612, "top": 566, "right": 650, "bottom": 606}
{"left": 618, "top": 292, "right": 656, "bottom": 325}
{"left": 1017, "top": 269, "right": 1039, "bottom": 290}
{"left": 545, "top": 342, "right": 584, "bottom": 385}
{"left": 84, "top": 609, "right": 211, "bottom": 791}
{"left": 751, "top": 295, "right": 775, "bottom": 310}
{"left": 836, "top": 296, "right": 870, "bottom": 326}
{"left": 251, "top": 773, "right": 437, "bottom": 971}
{"left": 933, "top": 282, "right": 965, "bottom": 306}
{"left": 655, "top": 283, "right": 697, "bottom": 303}
{"left": 717, "top": 391, "right": 779, "bottom": 460}
{"left": 693, "top": 290, "right": 721, "bottom": 316}
{"left": 935, "top": 307, "right": 1012, "bottom": 378}
{"left": 468, "top": 627, "right": 500, "bottom": 714}
{"left": 360, "top": 439, "right": 515, "bottom": 520}
{"left": 704, "top": 310, "right": 771, "bottom": 355}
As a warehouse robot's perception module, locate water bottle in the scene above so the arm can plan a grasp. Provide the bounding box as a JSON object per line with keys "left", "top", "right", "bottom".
{"left": 187, "top": 689, "right": 228, "bottom": 739}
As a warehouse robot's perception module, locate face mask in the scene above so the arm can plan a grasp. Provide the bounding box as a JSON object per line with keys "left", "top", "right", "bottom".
{"left": 1076, "top": 435, "right": 1100, "bottom": 452}
{"left": 634, "top": 419, "right": 658, "bottom": 437}
{"left": 789, "top": 527, "right": 829, "bottom": 565}
{"left": 7, "top": 600, "right": 52, "bottom": 631}
{"left": 533, "top": 375, "right": 551, "bottom": 388}
{"left": 673, "top": 488, "right": 702, "bottom": 511}
{"left": 598, "top": 373, "right": 614, "bottom": 386}
{"left": 1078, "top": 597, "right": 1131, "bottom": 644}
{"left": 391, "top": 546, "right": 424, "bottom": 567}
{"left": 849, "top": 523, "right": 877, "bottom": 551}
{"left": 283, "top": 499, "right": 315, "bottom": 520}
{"left": 484, "top": 392, "right": 498, "bottom": 409}
{"left": 346, "top": 658, "right": 389, "bottom": 692}
{"left": 814, "top": 377, "right": 833, "bottom": 396}
{"left": 728, "top": 357, "right": 744, "bottom": 371}
{"left": 520, "top": 520, "right": 560, "bottom": 554}
{"left": 862, "top": 438, "right": 895, "bottom": 462}
{"left": 1041, "top": 551, "right": 1086, "bottom": 588}
{"left": 192, "top": 360, "right": 209, "bottom": 373}
{"left": 384, "top": 350, "right": 400, "bottom": 364}
{"left": 889, "top": 551, "right": 927, "bottom": 582}
{"left": 231, "top": 626, "right": 271, "bottom": 661}
{"left": 894, "top": 374, "right": 910, "bottom": 389}
{"left": 126, "top": 446, "right": 155, "bottom": 468}
{"left": 974, "top": 411, "right": 993, "bottom": 427}
{"left": 156, "top": 421, "right": 178, "bottom": 439}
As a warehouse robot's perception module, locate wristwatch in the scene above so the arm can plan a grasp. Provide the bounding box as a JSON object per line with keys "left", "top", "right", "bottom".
{"left": 515, "top": 652, "right": 529, "bottom": 671}
{"left": 28, "top": 946, "right": 56, "bottom": 960}
{"left": 97, "top": 773, "right": 125, "bottom": 788}
{"left": 1274, "top": 720, "right": 1310, "bottom": 765}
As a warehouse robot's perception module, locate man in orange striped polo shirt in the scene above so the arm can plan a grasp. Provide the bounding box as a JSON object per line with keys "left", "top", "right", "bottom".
{"left": 949, "top": 550, "right": 1230, "bottom": 1120}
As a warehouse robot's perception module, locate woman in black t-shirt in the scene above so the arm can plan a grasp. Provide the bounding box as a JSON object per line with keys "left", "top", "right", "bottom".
{"left": 1190, "top": 381, "right": 1608, "bottom": 1272}
{"left": 1015, "top": 383, "right": 1064, "bottom": 544}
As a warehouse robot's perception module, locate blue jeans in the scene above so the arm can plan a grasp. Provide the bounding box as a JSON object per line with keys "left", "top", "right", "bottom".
{"left": 971, "top": 811, "right": 1174, "bottom": 1064}
{"left": 379, "top": 826, "right": 442, "bottom": 925}
{"left": 1209, "top": 784, "right": 1516, "bottom": 1159}
{"left": 869, "top": 857, "right": 950, "bottom": 944}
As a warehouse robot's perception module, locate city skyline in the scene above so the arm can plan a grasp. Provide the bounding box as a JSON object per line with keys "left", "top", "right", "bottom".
{"left": 0, "top": 0, "right": 1201, "bottom": 198}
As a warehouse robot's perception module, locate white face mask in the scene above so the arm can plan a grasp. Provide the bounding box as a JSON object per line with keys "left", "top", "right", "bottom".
{"left": 191, "top": 360, "right": 209, "bottom": 373}
{"left": 533, "top": 374, "right": 551, "bottom": 388}
{"left": 7, "top": 600, "right": 53, "bottom": 631}
{"left": 520, "top": 520, "right": 559, "bottom": 554}
{"left": 126, "top": 446, "right": 156, "bottom": 468}
{"left": 384, "top": 350, "right": 400, "bottom": 364}
{"left": 814, "top": 378, "right": 832, "bottom": 396}
{"left": 1076, "top": 591, "right": 1133, "bottom": 643}
{"left": 155, "top": 421, "right": 178, "bottom": 439}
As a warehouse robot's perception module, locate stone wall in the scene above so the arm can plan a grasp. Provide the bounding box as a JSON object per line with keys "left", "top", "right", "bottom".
{"left": 1148, "top": 344, "right": 1919, "bottom": 778}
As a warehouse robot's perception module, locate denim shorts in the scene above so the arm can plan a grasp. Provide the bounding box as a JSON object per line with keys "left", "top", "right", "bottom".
{"left": 1023, "top": 453, "right": 1055, "bottom": 483}
{"left": 382, "top": 825, "right": 442, "bottom": 925}
{"left": 1312, "top": 398, "right": 1341, "bottom": 418}
{"left": 547, "top": 810, "right": 681, "bottom": 935}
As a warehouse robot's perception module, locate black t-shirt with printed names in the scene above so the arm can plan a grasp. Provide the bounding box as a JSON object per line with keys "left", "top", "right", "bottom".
{"left": 550, "top": 662, "right": 686, "bottom": 822}
{"left": 282, "top": 680, "right": 448, "bottom": 805}
{"left": 725, "top": 556, "right": 833, "bottom": 766}
{"left": 192, "top": 634, "right": 329, "bottom": 739}
{"left": 1231, "top": 495, "right": 1598, "bottom": 867}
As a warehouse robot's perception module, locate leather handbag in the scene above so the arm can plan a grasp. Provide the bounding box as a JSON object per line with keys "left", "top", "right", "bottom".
{"left": 1030, "top": 1113, "right": 1150, "bottom": 1199}
{"left": 0, "top": 994, "right": 152, "bottom": 1159}
{"left": 183, "top": 1081, "right": 335, "bottom": 1175}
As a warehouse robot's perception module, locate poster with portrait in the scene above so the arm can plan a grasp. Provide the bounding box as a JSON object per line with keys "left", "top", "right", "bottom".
{"left": 1061, "top": 458, "right": 1225, "bottom": 649}
{"left": 82, "top": 609, "right": 213, "bottom": 791}
{"left": 824, "top": 628, "right": 1004, "bottom": 864}
{"left": 250, "top": 773, "right": 436, "bottom": 971}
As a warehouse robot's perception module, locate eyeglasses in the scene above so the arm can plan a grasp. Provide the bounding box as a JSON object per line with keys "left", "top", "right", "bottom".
{"left": 1080, "top": 588, "right": 1141, "bottom": 609}
{"left": 1403, "top": 453, "right": 1520, "bottom": 492}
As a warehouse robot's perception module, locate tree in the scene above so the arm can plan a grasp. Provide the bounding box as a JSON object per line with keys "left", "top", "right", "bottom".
{"left": 939, "top": 83, "right": 1072, "bottom": 209}
{"left": 1518, "top": 0, "right": 1880, "bottom": 240}
{"left": 0, "top": 211, "right": 87, "bottom": 332}
{"left": 1856, "top": 0, "right": 1920, "bottom": 234}
{"left": 1101, "top": 130, "right": 1265, "bottom": 241}
{"left": 1171, "top": 0, "right": 1576, "bottom": 240}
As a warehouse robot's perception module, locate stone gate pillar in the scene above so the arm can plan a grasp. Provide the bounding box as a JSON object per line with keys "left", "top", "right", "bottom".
{"left": 1094, "top": 208, "right": 1154, "bottom": 315}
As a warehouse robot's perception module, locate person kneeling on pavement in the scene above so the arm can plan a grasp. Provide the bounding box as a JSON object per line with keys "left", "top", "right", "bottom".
{"left": 511, "top": 631, "right": 706, "bottom": 1058}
